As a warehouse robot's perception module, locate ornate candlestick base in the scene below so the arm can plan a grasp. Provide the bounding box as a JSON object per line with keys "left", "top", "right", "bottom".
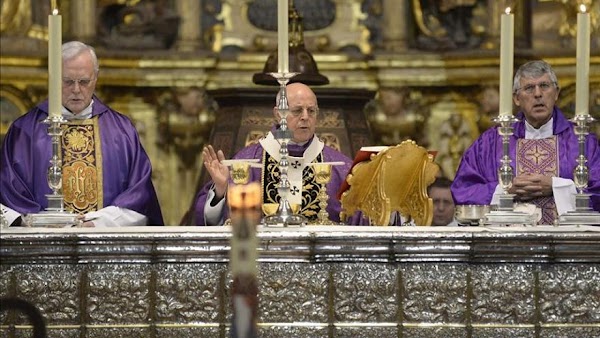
{"left": 484, "top": 211, "right": 537, "bottom": 226}
{"left": 559, "top": 194, "right": 600, "bottom": 225}
{"left": 47, "top": 193, "right": 65, "bottom": 211}
{"left": 0, "top": 208, "right": 9, "bottom": 228}
{"left": 23, "top": 211, "right": 79, "bottom": 227}
{"left": 484, "top": 193, "right": 537, "bottom": 226}
{"left": 263, "top": 199, "right": 306, "bottom": 227}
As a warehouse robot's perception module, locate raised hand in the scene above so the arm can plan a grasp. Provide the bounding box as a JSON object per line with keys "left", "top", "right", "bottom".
{"left": 202, "top": 145, "right": 229, "bottom": 199}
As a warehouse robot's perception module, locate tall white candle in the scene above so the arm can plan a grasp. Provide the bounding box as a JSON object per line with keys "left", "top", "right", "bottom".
{"left": 48, "top": 1, "right": 61, "bottom": 118}
{"left": 277, "top": 0, "right": 289, "bottom": 73}
{"left": 499, "top": 8, "right": 514, "bottom": 117}
{"left": 575, "top": 4, "right": 590, "bottom": 116}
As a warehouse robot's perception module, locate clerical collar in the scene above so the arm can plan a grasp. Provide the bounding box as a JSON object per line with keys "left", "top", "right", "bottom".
{"left": 288, "top": 140, "right": 309, "bottom": 147}
{"left": 525, "top": 117, "right": 553, "bottom": 139}
{"left": 62, "top": 100, "right": 94, "bottom": 120}
{"left": 287, "top": 138, "right": 312, "bottom": 157}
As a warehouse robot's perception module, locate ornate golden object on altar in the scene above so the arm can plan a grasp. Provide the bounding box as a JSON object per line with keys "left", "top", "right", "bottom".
{"left": 340, "top": 140, "right": 439, "bottom": 226}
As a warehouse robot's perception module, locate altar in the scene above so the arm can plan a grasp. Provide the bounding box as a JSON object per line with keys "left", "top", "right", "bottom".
{"left": 1, "top": 226, "right": 599, "bottom": 338}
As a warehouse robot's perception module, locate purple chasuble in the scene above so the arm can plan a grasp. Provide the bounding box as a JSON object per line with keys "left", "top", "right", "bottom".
{"left": 0, "top": 96, "right": 164, "bottom": 225}
{"left": 451, "top": 107, "right": 600, "bottom": 213}
{"left": 193, "top": 136, "right": 366, "bottom": 225}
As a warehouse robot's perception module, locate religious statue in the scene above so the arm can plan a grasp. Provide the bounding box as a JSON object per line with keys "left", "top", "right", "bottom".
{"left": 156, "top": 87, "right": 216, "bottom": 224}
{"left": 98, "top": 0, "right": 180, "bottom": 50}
{"left": 157, "top": 86, "right": 216, "bottom": 167}
{"left": 477, "top": 85, "right": 500, "bottom": 133}
{"left": 437, "top": 112, "right": 475, "bottom": 179}
{"left": 364, "top": 87, "right": 426, "bottom": 146}
{"left": 413, "top": 0, "right": 485, "bottom": 50}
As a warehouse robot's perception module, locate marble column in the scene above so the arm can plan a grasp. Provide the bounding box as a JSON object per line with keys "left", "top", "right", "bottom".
{"left": 69, "top": 0, "right": 96, "bottom": 43}
{"left": 382, "top": 0, "right": 408, "bottom": 51}
{"left": 175, "top": 0, "right": 202, "bottom": 52}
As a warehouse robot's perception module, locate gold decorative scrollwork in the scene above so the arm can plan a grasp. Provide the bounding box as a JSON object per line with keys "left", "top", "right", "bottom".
{"left": 341, "top": 140, "right": 439, "bottom": 226}
{"left": 0, "top": 0, "right": 32, "bottom": 35}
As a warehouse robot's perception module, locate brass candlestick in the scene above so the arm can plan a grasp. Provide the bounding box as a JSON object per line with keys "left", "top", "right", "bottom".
{"left": 559, "top": 114, "right": 600, "bottom": 225}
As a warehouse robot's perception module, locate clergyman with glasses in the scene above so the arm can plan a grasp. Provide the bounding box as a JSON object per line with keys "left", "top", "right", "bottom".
{"left": 451, "top": 60, "right": 600, "bottom": 224}
{"left": 194, "top": 82, "right": 356, "bottom": 225}
{"left": 0, "top": 41, "right": 163, "bottom": 227}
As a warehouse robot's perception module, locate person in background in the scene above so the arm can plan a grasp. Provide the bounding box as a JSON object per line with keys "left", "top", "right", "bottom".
{"left": 0, "top": 41, "right": 163, "bottom": 227}
{"left": 451, "top": 60, "right": 600, "bottom": 224}
{"left": 428, "top": 177, "right": 458, "bottom": 226}
{"left": 194, "top": 82, "right": 356, "bottom": 225}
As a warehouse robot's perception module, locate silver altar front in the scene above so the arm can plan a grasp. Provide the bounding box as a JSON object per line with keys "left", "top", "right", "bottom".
{"left": 1, "top": 226, "right": 599, "bottom": 338}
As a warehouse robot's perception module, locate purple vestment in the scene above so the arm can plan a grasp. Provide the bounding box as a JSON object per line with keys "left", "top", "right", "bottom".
{"left": 451, "top": 107, "right": 600, "bottom": 211}
{"left": 0, "top": 96, "right": 164, "bottom": 225}
{"left": 193, "top": 137, "right": 361, "bottom": 225}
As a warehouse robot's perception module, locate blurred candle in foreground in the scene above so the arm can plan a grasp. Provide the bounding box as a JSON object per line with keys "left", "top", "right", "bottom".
{"left": 499, "top": 7, "right": 514, "bottom": 117}
{"left": 229, "top": 183, "right": 261, "bottom": 338}
{"left": 575, "top": 4, "right": 590, "bottom": 116}
{"left": 48, "top": 0, "right": 61, "bottom": 118}
{"left": 277, "top": 0, "right": 289, "bottom": 73}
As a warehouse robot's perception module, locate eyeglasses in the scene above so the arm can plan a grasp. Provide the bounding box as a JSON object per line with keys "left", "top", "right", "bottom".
{"left": 62, "top": 77, "right": 95, "bottom": 88}
{"left": 516, "top": 81, "right": 556, "bottom": 95}
{"left": 289, "top": 106, "right": 319, "bottom": 117}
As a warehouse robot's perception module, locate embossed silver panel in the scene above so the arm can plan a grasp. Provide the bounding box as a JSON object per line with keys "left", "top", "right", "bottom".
{"left": 401, "top": 264, "right": 468, "bottom": 323}
{"left": 1, "top": 226, "right": 599, "bottom": 338}
{"left": 259, "top": 263, "right": 329, "bottom": 323}
{"left": 471, "top": 265, "right": 535, "bottom": 324}
{"left": 333, "top": 263, "right": 397, "bottom": 323}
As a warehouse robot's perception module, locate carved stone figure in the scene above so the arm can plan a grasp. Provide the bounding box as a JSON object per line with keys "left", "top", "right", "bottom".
{"left": 157, "top": 86, "right": 216, "bottom": 167}
{"left": 477, "top": 85, "right": 500, "bottom": 133}
{"left": 98, "top": 0, "right": 180, "bottom": 50}
{"left": 413, "top": 0, "right": 484, "bottom": 50}
{"left": 365, "top": 87, "right": 425, "bottom": 146}
{"left": 438, "top": 112, "right": 474, "bottom": 179}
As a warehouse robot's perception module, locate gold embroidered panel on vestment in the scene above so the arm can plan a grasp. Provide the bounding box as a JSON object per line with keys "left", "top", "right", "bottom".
{"left": 261, "top": 151, "right": 323, "bottom": 221}
{"left": 60, "top": 118, "right": 103, "bottom": 214}
{"left": 516, "top": 136, "right": 559, "bottom": 224}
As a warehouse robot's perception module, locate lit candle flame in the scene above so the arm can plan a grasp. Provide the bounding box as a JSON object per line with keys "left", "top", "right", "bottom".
{"left": 505, "top": 7, "right": 511, "bottom": 15}
{"left": 579, "top": 4, "right": 587, "bottom": 13}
